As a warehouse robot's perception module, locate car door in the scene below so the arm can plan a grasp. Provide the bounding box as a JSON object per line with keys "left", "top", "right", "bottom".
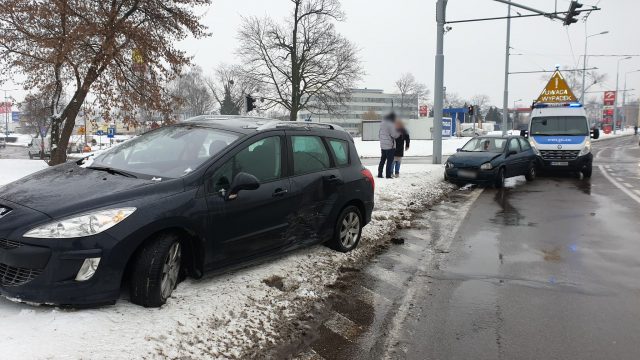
{"left": 517, "top": 137, "right": 536, "bottom": 172}
{"left": 204, "top": 132, "right": 294, "bottom": 263}
{"left": 285, "top": 133, "right": 341, "bottom": 246}
{"left": 505, "top": 137, "right": 525, "bottom": 177}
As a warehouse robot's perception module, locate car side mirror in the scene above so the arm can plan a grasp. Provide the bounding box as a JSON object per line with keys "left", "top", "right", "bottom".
{"left": 520, "top": 130, "right": 529, "bottom": 138}
{"left": 226, "top": 172, "right": 260, "bottom": 201}
{"left": 456, "top": 148, "right": 461, "bottom": 152}
{"left": 591, "top": 128, "right": 600, "bottom": 140}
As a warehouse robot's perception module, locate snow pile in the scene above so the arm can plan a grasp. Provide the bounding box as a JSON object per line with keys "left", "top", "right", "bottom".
{"left": 594, "top": 127, "right": 635, "bottom": 142}
{"left": 0, "top": 163, "right": 453, "bottom": 359}
{"left": 353, "top": 137, "right": 470, "bottom": 158}
{"left": 0, "top": 159, "right": 48, "bottom": 186}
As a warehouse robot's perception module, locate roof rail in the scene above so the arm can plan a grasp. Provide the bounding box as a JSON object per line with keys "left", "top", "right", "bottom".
{"left": 256, "top": 121, "right": 346, "bottom": 132}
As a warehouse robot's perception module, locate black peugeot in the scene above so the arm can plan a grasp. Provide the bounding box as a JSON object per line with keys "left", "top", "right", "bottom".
{"left": 0, "top": 116, "right": 375, "bottom": 307}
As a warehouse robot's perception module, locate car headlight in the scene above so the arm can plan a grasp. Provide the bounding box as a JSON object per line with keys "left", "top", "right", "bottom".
{"left": 445, "top": 161, "right": 454, "bottom": 169}
{"left": 24, "top": 208, "right": 136, "bottom": 239}
{"left": 480, "top": 162, "right": 493, "bottom": 170}
{"left": 578, "top": 141, "right": 591, "bottom": 156}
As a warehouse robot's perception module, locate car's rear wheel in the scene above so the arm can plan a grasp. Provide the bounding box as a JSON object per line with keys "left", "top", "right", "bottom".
{"left": 525, "top": 162, "right": 537, "bottom": 181}
{"left": 129, "top": 233, "right": 182, "bottom": 308}
{"left": 329, "top": 205, "right": 363, "bottom": 252}
{"left": 494, "top": 167, "right": 505, "bottom": 188}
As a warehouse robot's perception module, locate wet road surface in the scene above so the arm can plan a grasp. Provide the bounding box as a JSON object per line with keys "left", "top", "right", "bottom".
{"left": 295, "top": 135, "right": 640, "bottom": 360}
{"left": 0, "top": 145, "right": 29, "bottom": 159}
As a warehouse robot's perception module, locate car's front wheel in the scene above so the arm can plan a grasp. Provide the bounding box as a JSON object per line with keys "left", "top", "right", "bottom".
{"left": 582, "top": 164, "right": 593, "bottom": 178}
{"left": 130, "top": 233, "right": 182, "bottom": 307}
{"left": 329, "top": 205, "right": 363, "bottom": 252}
{"left": 494, "top": 167, "right": 506, "bottom": 188}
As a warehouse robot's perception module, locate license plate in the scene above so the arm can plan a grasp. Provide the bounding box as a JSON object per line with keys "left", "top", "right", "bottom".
{"left": 550, "top": 162, "right": 569, "bottom": 166}
{"left": 457, "top": 170, "right": 477, "bottom": 178}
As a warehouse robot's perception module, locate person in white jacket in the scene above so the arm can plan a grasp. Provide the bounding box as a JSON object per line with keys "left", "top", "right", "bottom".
{"left": 378, "top": 112, "right": 400, "bottom": 178}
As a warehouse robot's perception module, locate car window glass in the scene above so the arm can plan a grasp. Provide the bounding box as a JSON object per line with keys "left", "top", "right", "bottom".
{"left": 210, "top": 136, "right": 281, "bottom": 193}
{"left": 93, "top": 126, "right": 239, "bottom": 178}
{"left": 328, "top": 139, "right": 349, "bottom": 166}
{"left": 461, "top": 138, "right": 506, "bottom": 153}
{"left": 292, "top": 136, "right": 331, "bottom": 175}
{"left": 518, "top": 137, "right": 531, "bottom": 151}
{"left": 508, "top": 138, "right": 521, "bottom": 153}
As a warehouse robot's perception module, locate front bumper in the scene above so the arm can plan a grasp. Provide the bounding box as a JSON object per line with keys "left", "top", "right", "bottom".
{"left": 445, "top": 167, "right": 498, "bottom": 185}
{"left": 0, "top": 233, "right": 124, "bottom": 306}
{"left": 540, "top": 152, "right": 592, "bottom": 172}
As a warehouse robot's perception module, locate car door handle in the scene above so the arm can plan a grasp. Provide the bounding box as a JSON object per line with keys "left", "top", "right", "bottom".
{"left": 324, "top": 175, "right": 342, "bottom": 184}
{"left": 273, "top": 188, "right": 288, "bottom": 197}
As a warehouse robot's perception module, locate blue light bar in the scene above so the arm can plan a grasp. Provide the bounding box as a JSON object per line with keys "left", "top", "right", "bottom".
{"left": 533, "top": 102, "right": 583, "bottom": 109}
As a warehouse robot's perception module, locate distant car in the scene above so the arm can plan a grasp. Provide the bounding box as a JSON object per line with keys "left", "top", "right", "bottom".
{"left": 459, "top": 127, "right": 486, "bottom": 137}
{"left": 0, "top": 116, "right": 375, "bottom": 307}
{"left": 0, "top": 138, "right": 5, "bottom": 149}
{"left": 445, "top": 136, "right": 541, "bottom": 188}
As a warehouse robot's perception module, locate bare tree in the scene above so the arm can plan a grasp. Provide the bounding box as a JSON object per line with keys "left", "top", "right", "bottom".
{"left": 0, "top": 0, "right": 211, "bottom": 165}
{"left": 206, "top": 64, "right": 260, "bottom": 115}
{"left": 237, "top": 0, "right": 362, "bottom": 121}
{"left": 470, "top": 94, "right": 491, "bottom": 114}
{"left": 19, "top": 93, "right": 51, "bottom": 158}
{"left": 171, "top": 65, "right": 214, "bottom": 119}
{"left": 361, "top": 109, "right": 380, "bottom": 121}
{"left": 395, "top": 73, "right": 428, "bottom": 117}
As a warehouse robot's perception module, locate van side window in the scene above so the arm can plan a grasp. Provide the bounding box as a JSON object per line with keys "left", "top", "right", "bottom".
{"left": 292, "top": 136, "right": 331, "bottom": 175}
{"left": 328, "top": 139, "right": 349, "bottom": 166}
{"left": 508, "top": 138, "right": 521, "bottom": 153}
{"left": 209, "top": 136, "right": 281, "bottom": 193}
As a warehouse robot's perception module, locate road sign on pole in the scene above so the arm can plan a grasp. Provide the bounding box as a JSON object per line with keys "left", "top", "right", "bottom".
{"left": 107, "top": 127, "right": 115, "bottom": 138}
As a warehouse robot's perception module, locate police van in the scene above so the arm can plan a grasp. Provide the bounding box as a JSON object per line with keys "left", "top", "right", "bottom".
{"left": 522, "top": 69, "right": 599, "bottom": 178}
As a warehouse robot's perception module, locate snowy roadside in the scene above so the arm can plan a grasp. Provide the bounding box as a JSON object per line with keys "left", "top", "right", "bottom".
{"left": 0, "top": 161, "right": 454, "bottom": 359}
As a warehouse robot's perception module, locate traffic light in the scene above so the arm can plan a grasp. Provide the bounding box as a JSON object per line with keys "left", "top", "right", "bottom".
{"left": 563, "top": 1, "right": 583, "bottom": 25}
{"left": 468, "top": 105, "right": 474, "bottom": 116}
{"left": 246, "top": 95, "right": 257, "bottom": 113}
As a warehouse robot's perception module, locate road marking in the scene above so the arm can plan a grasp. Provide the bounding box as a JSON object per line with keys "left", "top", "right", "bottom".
{"left": 323, "top": 312, "right": 362, "bottom": 342}
{"left": 599, "top": 165, "right": 640, "bottom": 205}
{"left": 634, "top": 190, "right": 640, "bottom": 196}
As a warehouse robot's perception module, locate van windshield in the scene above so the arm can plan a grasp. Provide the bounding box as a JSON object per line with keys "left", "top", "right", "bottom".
{"left": 531, "top": 116, "right": 589, "bottom": 136}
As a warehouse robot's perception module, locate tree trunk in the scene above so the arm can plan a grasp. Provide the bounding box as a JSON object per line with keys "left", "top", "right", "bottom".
{"left": 49, "top": 89, "right": 89, "bottom": 165}
{"left": 289, "top": 107, "right": 298, "bottom": 122}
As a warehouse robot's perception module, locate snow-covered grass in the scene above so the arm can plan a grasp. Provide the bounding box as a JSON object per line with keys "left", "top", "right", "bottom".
{"left": 593, "top": 126, "right": 635, "bottom": 142}
{"left": 354, "top": 136, "right": 471, "bottom": 158}
{"left": 0, "top": 161, "right": 454, "bottom": 359}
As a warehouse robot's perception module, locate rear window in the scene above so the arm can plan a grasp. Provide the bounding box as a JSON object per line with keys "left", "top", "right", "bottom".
{"left": 292, "top": 136, "right": 331, "bottom": 175}
{"left": 328, "top": 139, "right": 349, "bottom": 166}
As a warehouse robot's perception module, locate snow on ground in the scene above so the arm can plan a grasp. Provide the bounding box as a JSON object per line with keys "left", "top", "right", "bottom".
{"left": 0, "top": 161, "right": 454, "bottom": 359}
{"left": 3, "top": 134, "right": 34, "bottom": 147}
{"left": 593, "top": 127, "right": 635, "bottom": 142}
{"left": 0, "top": 159, "right": 48, "bottom": 185}
{"left": 353, "top": 137, "right": 471, "bottom": 158}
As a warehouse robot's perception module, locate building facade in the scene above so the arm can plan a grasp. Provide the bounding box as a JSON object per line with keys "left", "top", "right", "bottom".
{"left": 297, "top": 88, "right": 420, "bottom": 134}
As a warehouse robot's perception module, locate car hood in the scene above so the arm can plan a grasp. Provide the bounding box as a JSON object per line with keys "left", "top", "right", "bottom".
{"left": 449, "top": 152, "right": 502, "bottom": 167}
{"left": 0, "top": 162, "right": 184, "bottom": 219}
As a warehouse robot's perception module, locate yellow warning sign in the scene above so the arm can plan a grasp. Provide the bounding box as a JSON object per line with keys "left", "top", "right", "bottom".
{"left": 536, "top": 70, "right": 578, "bottom": 103}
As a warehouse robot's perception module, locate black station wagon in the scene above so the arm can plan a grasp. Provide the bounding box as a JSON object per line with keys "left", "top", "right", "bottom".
{"left": 0, "top": 116, "right": 375, "bottom": 307}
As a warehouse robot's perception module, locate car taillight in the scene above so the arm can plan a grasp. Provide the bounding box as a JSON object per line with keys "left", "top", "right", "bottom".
{"left": 361, "top": 168, "right": 375, "bottom": 192}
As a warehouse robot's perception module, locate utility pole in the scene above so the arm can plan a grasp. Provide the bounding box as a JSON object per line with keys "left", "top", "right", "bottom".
{"left": 432, "top": 0, "right": 446, "bottom": 164}
{"left": 502, "top": 3, "right": 511, "bottom": 136}
{"left": 613, "top": 57, "right": 631, "bottom": 134}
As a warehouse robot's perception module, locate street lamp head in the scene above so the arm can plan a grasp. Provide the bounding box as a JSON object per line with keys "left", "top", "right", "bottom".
{"left": 599, "top": 31, "right": 609, "bottom": 35}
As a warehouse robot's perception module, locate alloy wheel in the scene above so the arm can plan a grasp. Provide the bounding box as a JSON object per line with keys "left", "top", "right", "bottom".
{"left": 160, "top": 242, "right": 181, "bottom": 300}
{"left": 339, "top": 212, "right": 360, "bottom": 248}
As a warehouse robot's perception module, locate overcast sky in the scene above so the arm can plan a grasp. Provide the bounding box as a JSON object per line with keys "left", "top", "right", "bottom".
{"left": 180, "top": 0, "right": 639, "bottom": 108}
{"left": 4, "top": 1, "right": 639, "bottom": 109}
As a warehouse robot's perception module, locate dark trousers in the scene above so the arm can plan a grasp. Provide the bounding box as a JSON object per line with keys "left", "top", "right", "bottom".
{"left": 378, "top": 149, "right": 395, "bottom": 178}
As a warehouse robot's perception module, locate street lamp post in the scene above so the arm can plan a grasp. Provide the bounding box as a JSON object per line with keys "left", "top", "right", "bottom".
{"left": 432, "top": 0, "right": 447, "bottom": 164}
{"left": 622, "top": 69, "right": 640, "bottom": 129}
{"left": 580, "top": 30, "right": 609, "bottom": 103}
{"left": 613, "top": 57, "right": 632, "bottom": 134}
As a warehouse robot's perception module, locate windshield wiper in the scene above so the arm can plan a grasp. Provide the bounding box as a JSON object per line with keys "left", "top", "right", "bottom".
{"left": 88, "top": 166, "right": 138, "bottom": 178}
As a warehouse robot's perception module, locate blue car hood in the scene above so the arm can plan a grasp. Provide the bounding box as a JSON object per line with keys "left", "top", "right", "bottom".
{"left": 448, "top": 152, "right": 502, "bottom": 167}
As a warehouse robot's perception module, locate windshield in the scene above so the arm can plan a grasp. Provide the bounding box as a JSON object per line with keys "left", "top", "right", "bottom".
{"left": 531, "top": 116, "right": 589, "bottom": 136}
{"left": 461, "top": 138, "right": 506, "bottom": 153}
{"left": 91, "top": 126, "right": 240, "bottom": 178}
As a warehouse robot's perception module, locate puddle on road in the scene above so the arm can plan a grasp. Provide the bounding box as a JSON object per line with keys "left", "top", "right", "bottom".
{"left": 490, "top": 189, "right": 536, "bottom": 227}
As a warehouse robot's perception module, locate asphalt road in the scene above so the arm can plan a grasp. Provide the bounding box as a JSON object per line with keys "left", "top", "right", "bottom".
{"left": 395, "top": 135, "right": 640, "bottom": 360}
{"left": 296, "top": 135, "right": 640, "bottom": 360}
{"left": 0, "top": 145, "right": 30, "bottom": 159}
